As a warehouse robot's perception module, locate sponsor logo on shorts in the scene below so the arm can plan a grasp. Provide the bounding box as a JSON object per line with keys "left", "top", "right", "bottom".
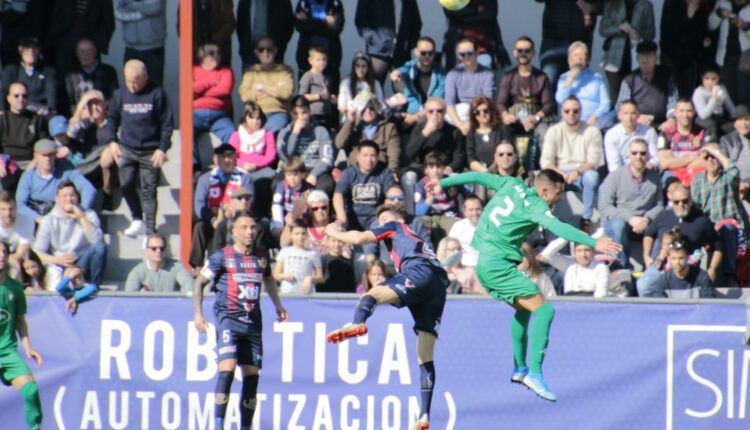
{"left": 0, "top": 309, "right": 9, "bottom": 326}
{"left": 219, "top": 346, "right": 237, "bottom": 354}
{"left": 404, "top": 279, "right": 414, "bottom": 289}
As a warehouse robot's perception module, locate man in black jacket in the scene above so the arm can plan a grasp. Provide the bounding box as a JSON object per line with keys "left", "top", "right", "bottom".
{"left": 443, "top": 0, "right": 510, "bottom": 71}
{"left": 0, "top": 82, "right": 48, "bottom": 170}
{"left": 237, "top": 0, "right": 294, "bottom": 70}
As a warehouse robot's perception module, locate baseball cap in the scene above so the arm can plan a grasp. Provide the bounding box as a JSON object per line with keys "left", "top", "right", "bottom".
{"left": 48, "top": 115, "right": 68, "bottom": 137}
{"left": 213, "top": 143, "right": 236, "bottom": 155}
{"left": 232, "top": 187, "right": 253, "bottom": 199}
{"left": 33, "top": 139, "right": 57, "bottom": 154}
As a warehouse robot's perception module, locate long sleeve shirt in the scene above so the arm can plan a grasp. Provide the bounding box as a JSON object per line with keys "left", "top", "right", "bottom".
{"left": 541, "top": 122, "right": 603, "bottom": 171}
{"left": 555, "top": 68, "right": 611, "bottom": 121}
{"left": 541, "top": 236, "right": 610, "bottom": 297}
{"left": 598, "top": 166, "right": 663, "bottom": 222}
{"left": 229, "top": 128, "right": 277, "bottom": 170}
{"left": 277, "top": 124, "right": 334, "bottom": 176}
{"left": 691, "top": 164, "right": 749, "bottom": 229}
{"left": 496, "top": 67, "right": 554, "bottom": 116}
{"left": 444, "top": 63, "right": 495, "bottom": 106}
{"left": 102, "top": 82, "right": 174, "bottom": 152}
{"left": 33, "top": 207, "right": 103, "bottom": 258}
{"left": 16, "top": 163, "right": 96, "bottom": 219}
{"left": 691, "top": 85, "right": 735, "bottom": 120}
{"left": 193, "top": 65, "right": 234, "bottom": 113}
{"left": 238, "top": 64, "right": 294, "bottom": 114}
{"left": 56, "top": 278, "right": 97, "bottom": 302}
{"left": 603, "top": 123, "right": 659, "bottom": 171}
{"left": 124, "top": 259, "right": 193, "bottom": 292}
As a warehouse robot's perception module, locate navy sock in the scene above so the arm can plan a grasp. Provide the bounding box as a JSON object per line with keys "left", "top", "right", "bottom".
{"left": 214, "top": 371, "right": 234, "bottom": 426}
{"left": 353, "top": 295, "right": 377, "bottom": 324}
{"left": 240, "top": 375, "right": 259, "bottom": 428}
{"left": 419, "top": 361, "right": 436, "bottom": 418}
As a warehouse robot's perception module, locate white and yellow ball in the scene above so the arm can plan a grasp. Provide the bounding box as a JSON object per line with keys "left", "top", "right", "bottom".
{"left": 439, "top": 0, "right": 471, "bottom": 12}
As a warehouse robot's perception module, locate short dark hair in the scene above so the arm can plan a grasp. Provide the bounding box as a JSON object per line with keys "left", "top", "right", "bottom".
{"left": 676, "top": 97, "right": 693, "bottom": 107}
{"left": 515, "top": 35, "right": 535, "bottom": 49}
{"left": 463, "top": 193, "right": 483, "bottom": 208}
{"left": 563, "top": 95, "right": 581, "bottom": 106}
{"left": 18, "top": 37, "right": 40, "bottom": 49}
{"left": 288, "top": 218, "right": 308, "bottom": 230}
{"left": 0, "top": 191, "right": 14, "bottom": 205}
{"left": 242, "top": 101, "right": 267, "bottom": 125}
{"left": 358, "top": 140, "right": 380, "bottom": 155}
{"left": 535, "top": 169, "right": 565, "bottom": 186}
{"left": 291, "top": 95, "right": 310, "bottom": 111}
{"left": 233, "top": 210, "right": 254, "bottom": 222}
{"left": 457, "top": 38, "right": 476, "bottom": 50}
{"left": 701, "top": 65, "right": 721, "bottom": 77}
{"left": 56, "top": 180, "right": 80, "bottom": 199}
{"left": 424, "top": 151, "right": 447, "bottom": 167}
{"left": 308, "top": 45, "right": 327, "bottom": 56}
{"left": 255, "top": 36, "right": 276, "bottom": 50}
{"left": 636, "top": 40, "right": 658, "bottom": 54}
{"left": 283, "top": 156, "right": 307, "bottom": 174}
{"left": 376, "top": 204, "right": 407, "bottom": 220}
{"left": 416, "top": 36, "right": 436, "bottom": 48}
{"left": 620, "top": 99, "right": 640, "bottom": 110}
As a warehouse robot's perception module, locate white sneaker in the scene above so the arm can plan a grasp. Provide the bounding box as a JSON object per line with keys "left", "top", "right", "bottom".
{"left": 123, "top": 219, "right": 146, "bottom": 237}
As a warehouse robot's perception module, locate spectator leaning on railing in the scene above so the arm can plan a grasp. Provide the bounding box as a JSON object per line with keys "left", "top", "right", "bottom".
{"left": 0, "top": 191, "right": 33, "bottom": 278}
{"left": 125, "top": 233, "right": 193, "bottom": 293}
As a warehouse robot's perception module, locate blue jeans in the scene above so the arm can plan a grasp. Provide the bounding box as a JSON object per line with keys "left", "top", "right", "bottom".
{"left": 76, "top": 241, "right": 107, "bottom": 287}
{"left": 540, "top": 38, "right": 570, "bottom": 105}
{"left": 193, "top": 109, "right": 235, "bottom": 165}
{"left": 719, "top": 224, "right": 739, "bottom": 275}
{"left": 605, "top": 218, "right": 633, "bottom": 269}
{"left": 265, "top": 112, "right": 291, "bottom": 134}
{"left": 636, "top": 266, "right": 663, "bottom": 297}
{"left": 565, "top": 169, "right": 599, "bottom": 220}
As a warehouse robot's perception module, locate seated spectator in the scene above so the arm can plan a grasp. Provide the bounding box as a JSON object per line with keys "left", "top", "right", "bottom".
{"left": 335, "top": 94, "right": 400, "bottom": 176}
{"left": 334, "top": 141, "right": 396, "bottom": 231}
{"left": 415, "top": 151, "right": 460, "bottom": 244}
{"left": 238, "top": 37, "right": 294, "bottom": 133}
{"left": 1, "top": 37, "right": 56, "bottom": 116}
{"left": 0, "top": 82, "right": 49, "bottom": 169}
{"left": 473, "top": 140, "right": 528, "bottom": 202}
{"left": 444, "top": 38, "right": 495, "bottom": 135}
{"left": 651, "top": 240, "right": 715, "bottom": 298}
{"left": 20, "top": 252, "right": 47, "bottom": 291}
{"left": 720, "top": 105, "right": 750, "bottom": 191}
{"left": 692, "top": 66, "right": 736, "bottom": 138}
{"left": 538, "top": 234, "right": 611, "bottom": 297}
{"left": 316, "top": 234, "right": 356, "bottom": 293}
{"left": 357, "top": 259, "right": 387, "bottom": 293}
{"left": 447, "top": 194, "right": 483, "bottom": 268}
{"left": 280, "top": 190, "right": 350, "bottom": 258}
{"left": 237, "top": 0, "right": 294, "bottom": 69}
{"left": 294, "top": 0, "right": 344, "bottom": 90}
{"left": 48, "top": 116, "right": 74, "bottom": 162}
{"left": 497, "top": 36, "right": 554, "bottom": 145}
{"left": 555, "top": 41, "right": 611, "bottom": 128}
{"left": 437, "top": 236, "right": 485, "bottom": 295}
{"left": 16, "top": 139, "right": 95, "bottom": 223}
{"left": 541, "top": 96, "right": 603, "bottom": 230}
{"left": 657, "top": 98, "right": 707, "bottom": 186}
{"left": 599, "top": 139, "right": 663, "bottom": 268}
{"left": 212, "top": 187, "right": 274, "bottom": 252}
{"left": 55, "top": 265, "right": 97, "bottom": 314}
{"left": 64, "top": 38, "right": 118, "bottom": 115}
{"left": 299, "top": 45, "right": 337, "bottom": 127}
{"left": 33, "top": 181, "right": 106, "bottom": 288}
{"left": 616, "top": 41, "right": 677, "bottom": 127}
{"left": 604, "top": 100, "right": 659, "bottom": 172}
{"left": 442, "top": 0, "right": 510, "bottom": 71}
{"left": 277, "top": 96, "right": 335, "bottom": 195}
{"left": 337, "top": 52, "right": 385, "bottom": 117}
{"left": 176, "top": 0, "right": 235, "bottom": 68}
{"left": 272, "top": 157, "right": 312, "bottom": 232}
{"left": 274, "top": 219, "right": 323, "bottom": 294}
{"left": 125, "top": 233, "right": 193, "bottom": 292}
{"left": 0, "top": 191, "right": 34, "bottom": 277}
{"left": 389, "top": 36, "right": 446, "bottom": 122}
{"left": 191, "top": 144, "right": 254, "bottom": 268}
{"left": 519, "top": 242, "right": 556, "bottom": 298}
{"left": 467, "top": 96, "right": 511, "bottom": 173}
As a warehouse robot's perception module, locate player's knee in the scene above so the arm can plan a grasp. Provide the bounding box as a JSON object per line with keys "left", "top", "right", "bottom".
{"left": 20, "top": 380, "right": 39, "bottom": 399}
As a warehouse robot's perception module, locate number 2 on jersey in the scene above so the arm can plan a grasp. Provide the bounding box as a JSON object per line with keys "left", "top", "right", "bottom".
{"left": 489, "top": 196, "right": 515, "bottom": 227}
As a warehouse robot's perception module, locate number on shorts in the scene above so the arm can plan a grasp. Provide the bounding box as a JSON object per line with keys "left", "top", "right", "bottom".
{"left": 222, "top": 330, "right": 230, "bottom": 343}
{"left": 489, "top": 196, "right": 514, "bottom": 227}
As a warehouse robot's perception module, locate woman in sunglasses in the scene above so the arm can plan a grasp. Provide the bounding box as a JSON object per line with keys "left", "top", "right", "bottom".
{"left": 467, "top": 96, "right": 511, "bottom": 174}
{"left": 280, "top": 190, "right": 351, "bottom": 258}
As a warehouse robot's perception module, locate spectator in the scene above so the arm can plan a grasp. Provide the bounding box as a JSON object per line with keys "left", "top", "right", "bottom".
{"left": 389, "top": 36, "right": 446, "bottom": 122}
{"left": 238, "top": 37, "right": 294, "bottom": 133}
{"left": 1, "top": 37, "right": 56, "bottom": 116}
{"left": 538, "top": 235, "right": 611, "bottom": 297}
{"left": 541, "top": 96, "right": 604, "bottom": 230}
{"left": 0, "top": 191, "right": 34, "bottom": 277}
{"left": 657, "top": 98, "right": 707, "bottom": 186}
{"left": 355, "top": 0, "right": 421, "bottom": 83}
{"left": 598, "top": 0, "right": 655, "bottom": 103}
{"left": 191, "top": 144, "right": 254, "bottom": 268}
{"left": 720, "top": 105, "right": 750, "bottom": 189}
{"left": 555, "top": 41, "right": 611, "bottom": 128}
{"left": 519, "top": 242, "right": 556, "bottom": 298}
{"left": 48, "top": 115, "right": 73, "bottom": 159}
{"left": 316, "top": 234, "right": 356, "bottom": 293}
{"left": 651, "top": 239, "right": 715, "bottom": 298}
{"left": 437, "top": 236, "right": 485, "bottom": 295}
{"left": 125, "top": 233, "right": 193, "bottom": 292}
{"left": 20, "top": 251, "right": 47, "bottom": 291}
{"left": 473, "top": 140, "right": 528, "bottom": 202}
{"left": 442, "top": 0, "right": 510, "bottom": 71}
{"left": 599, "top": 139, "right": 663, "bottom": 268}
{"left": 660, "top": 0, "right": 710, "bottom": 97}
{"left": 237, "top": 0, "right": 294, "bottom": 69}
{"left": 64, "top": 38, "right": 118, "bottom": 115}
{"left": 497, "top": 36, "right": 554, "bottom": 146}
{"left": 273, "top": 219, "right": 323, "bottom": 294}
{"left": 692, "top": 66, "right": 736, "bottom": 137}
{"left": 299, "top": 45, "right": 337, "bottom": 127}
{"left": 33, "top": 180, "right": 105, "bottom": 288}
{"left": 616, "top": 41, "right": 678, "bottom": 127}
{"left": 55, "top": 265, "right": 97, "bottom": 314}
{"left": 357, "top": 259, "right": 387, "bottom": 293}
{"left": 338, "top": 52, "right": 385, "bottom": 117}
{"left": 103, "top": 60, "right": 173, "bottom": 237}
{"left": 272, "top": 157, "right": 312, "bottom": 233}
{"left": 177, "top": 0, "right": 235, "bottom": 67}
{"left": 115, "top": 0, "right": 167, "bottom": 85}
{"left": 709, "top": 0, "right": 750, "bottom": 106}
{"left": 0, "top": 0, "right": 45, "bottom": 66}
{"left": 294, "top": 0, "right": 345, "bottom": 90}
{"left": 335, "top": 93, "right": 400, "bottom": 176}
{"left": 277, "top": 97, "right": 335, "bottom": 195}
{"left": 467, "top": 96, "right": 511, "bottom": 173}
{"left": 280, "top": 190, "right": 350, "bottom": 257}
{"left": 212, "top": 187, "right": 274, "bottom": 252}
{"left": 16, "top": 139, "right": 95, "bottom": 223}
{"left": 0, "top": 83, "right": 49, "bottom": 169}
{"left": 444, "top": 38, "right": 495, "bottom": 135}
{"left": 334, "top": 141, "right": 396, "bottom": 231}
{"left": 447, "top": 194, "right": 483, "bottom": 268}
{"left": 45, "top": 0, "right": 114, "bottom": 74}
{"left": 414, "top": 151, "right": 460, "bottom": 244}
{"left": 604, "top": 99, "right": 659, "bottom": 172}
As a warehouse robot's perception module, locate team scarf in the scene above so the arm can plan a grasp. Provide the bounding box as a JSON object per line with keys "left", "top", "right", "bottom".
{"left": 208, "top": 167, "right": 245, "bottom": 208}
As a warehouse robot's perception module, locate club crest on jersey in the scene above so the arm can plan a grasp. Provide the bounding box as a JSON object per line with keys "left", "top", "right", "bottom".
{"left": 0, "top": 309, "right": 10, "bottom": 325}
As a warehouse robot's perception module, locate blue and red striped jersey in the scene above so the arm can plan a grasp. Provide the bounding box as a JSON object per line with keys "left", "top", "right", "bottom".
{"left": 369, "top": 221, "right": 439, "bottom": 274}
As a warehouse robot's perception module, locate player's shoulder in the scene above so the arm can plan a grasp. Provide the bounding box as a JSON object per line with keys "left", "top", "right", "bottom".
{"left": 1, "top": 277, "right": 24, "bottom": 294}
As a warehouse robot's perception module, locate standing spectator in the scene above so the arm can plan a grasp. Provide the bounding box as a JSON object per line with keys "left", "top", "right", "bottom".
{"left": 177, "top": 0, "right": 235, "bottom": 67}
{"left": 317, "top": 234, "right": 356, "bottom": 293}
{"left": 555, "top": 41, "right": 611, "bottom": 128}
{"left": 102, "top": 60, "right": 174, "bottom": 236}
{"left": 294, "top": 0, "right": 345, "bottom": 89}
{"left": 274, "top": 219, "right": 323, "bottom": 294}
{"left": 272, "top": 157, "right": 312, "bottom": 233}
{"left": 599, "top": 139, "right": 663, "bottom": 268}
{"left": 467, "top": 96, "right": 511, "bottom": 173}
{"left": 651, "top": 240, "right": 715, "bottom": 298}
{"left": 125, "top": 233, "right": 193, "bottom": 292}
{"left": 0, "top": 192, "right": 34, "bottom": 277}
{"left": 709, "top": 0, "right": 750, "bottom": 106}
{"left": 1, "top": 37, "right": 56, "bottom": 116}
{"left": 0, "top": 0, "right": 48, "bottom": 66}
{"left": 115, "top": 0, "right": 167, "bottom": 85}
{"left": 64, "top": 39, "right": 119, "bottom": 115}
{"left": 277, "top": 97, "right": 335, "bottom": 195}
{"left": 598, "top": 0, "right": 655, "bottom": 104}
{"left": 237, "top": 0, "right": 294, "bottom": 69}
{"left": 604, "top": 99, "right": 659, "bottom": 172}
{"left": 497, "top": 36, "right": 554, "bottom": 146}
{"left": 660, "top": 0, "right": 710, "bottom": 97}
{"left": 444, "top": 38, "right": 495, "bottom": 135}
{"left": 337, "top": 53, "right": 385, "bottom": 117}
{"left": 33, "top": 180, "right": 105, "bottom": 288}
{"left": 692, "top": 66, "right": 736, "bottom": 137}
{"left": 299, "top": 46, "right": 337, "bottom": 127}
{"left": 447, "top": 194, "right": 483, "bottom": 268}
{"left": 44, "top": 0, "right": 114, "bottom": 74}
{"left": 657, "top": 98, "right": 707, "bottom": 186}
{"left": 0, "top": 82, "right": 48, "bottom": 168}
{"left": 442, "top": 0, "right": 510, "bottom": 71}
{"left": 539, "top": 236, "right": 611, "bottom": 297}
{"left": 355, "top": 0, "right": 421, "bottom": 83}
{"left": 473, "top": 140, "right": 528, "bottom": 202}
{"left": 721, "top": 105, "right": 750, "bottom": 189}
{"left": 389, "top": 36, "right": 446, "bottom": 122}
{"left": 541, "top": 96, "right": 604, "bottom": 230}
{"left": 238, "top": 37, "right": 294, "bottom": 133}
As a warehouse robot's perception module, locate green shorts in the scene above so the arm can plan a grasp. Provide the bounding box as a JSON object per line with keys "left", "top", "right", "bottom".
{"left": 0, "top": 350, "right": 32, "bottom": 386}
{"left": 475, "top": 253, "right": 540, "bottom": 306}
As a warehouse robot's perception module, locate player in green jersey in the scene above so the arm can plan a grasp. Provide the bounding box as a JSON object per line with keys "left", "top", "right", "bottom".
{"left": 0, "top": 241, "right": 43, "bottom": 429}
{"left": 428, "top": 170, "right": 621, "bottom": 402}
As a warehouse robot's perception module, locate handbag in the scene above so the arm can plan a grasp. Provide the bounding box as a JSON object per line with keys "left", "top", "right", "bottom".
{"left": 740, "top": 50, "right": 750, "bottom": 76}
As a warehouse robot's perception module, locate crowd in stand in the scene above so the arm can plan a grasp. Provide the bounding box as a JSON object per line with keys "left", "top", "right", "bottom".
{"left": 0, "top": 0, "right": 749, "bottom": 307}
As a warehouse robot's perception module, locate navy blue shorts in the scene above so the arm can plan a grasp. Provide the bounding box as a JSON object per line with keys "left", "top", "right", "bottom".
{"left": 381, "top": 264, "right": 448, "bottom": 338}
{"left": 215, "top": 318, "right": 263, "bottom": 368}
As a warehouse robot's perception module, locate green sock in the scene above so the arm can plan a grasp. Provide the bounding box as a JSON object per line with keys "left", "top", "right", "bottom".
{"left": 528, "top": 302, "right": 555, "bottom": 374}
{"left": 20, "top": 381, "right": 42, "bottom": 429}
{"left": 511, "top": 309, "right": 531, "bottom": 367}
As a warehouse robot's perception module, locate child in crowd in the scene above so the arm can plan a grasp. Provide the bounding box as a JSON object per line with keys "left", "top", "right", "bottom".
{"left": 357, "top": 259, "right": 388, "bottom": 294}
{"left": 692, "top": 66, "right": 736, "bottom": 138}
{"left": 20, "top": 253, "right": 46, "bottom": 291}
{"left": 48, "top": 116, "right": 82, "bottom": 166}
{"left": 272, "top": 157, "right": 312, "bottom": 233}
{"left": 437, "top": 236, "right": 485, "bottom": 295}
{"left": 274, "top": 219, "right": 323, "bottom": 294}
{"left": 415, "top": 151, "right": 460, "bottom": 245}
{"left": 55, "top": 265, "right": 97, "bottom": 314}
{"left": 316, "top": 234, "right": 355, "bottom": 293}
{"left": 299, "top": 45, "right": 336, "bottom": 128}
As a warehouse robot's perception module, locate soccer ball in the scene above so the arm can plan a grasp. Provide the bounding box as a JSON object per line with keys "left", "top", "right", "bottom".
{"left": 439, "top": 0, "right": 471, "bottom": 11}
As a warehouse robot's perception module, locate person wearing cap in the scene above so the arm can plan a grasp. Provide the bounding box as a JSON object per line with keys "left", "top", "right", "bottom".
{"left": 125, "top": 233, "right": 193, "bottom": 293}
{"left": 444, "top": 38, "right": 496, "bottom": 136}
{"left": 0, "top": 37, "right": 56, "bottom": 116}
{"left": 64, "top": 38, "right": 119, "bottom": 115}
{"left": 47, "top": 116, "right": 76, "bottom": 162}
{"left": 0, "top": 82, "right": 49, "bottom": 169}
{"left": 191, "top": 143, "right": 254, "bottom": 268}
{"left": 720, "top": 105, "right": 750, "bottom": 195}
{"left": 15, "top": 138, "right": 95, "bottom": 223}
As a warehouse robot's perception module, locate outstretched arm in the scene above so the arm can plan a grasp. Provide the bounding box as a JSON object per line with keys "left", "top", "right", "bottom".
{"left": 325, "top": 223, "right": 377, "bottom": 246}
{"left": 438, "top": 172, "right": 512, "bottom": 191}
{"left": 530, "top": 209, "right": 622, "bottom": 255}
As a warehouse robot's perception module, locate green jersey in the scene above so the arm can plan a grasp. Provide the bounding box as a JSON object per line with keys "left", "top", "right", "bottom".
{"left": 441, "top": 172, "right": 597, "bottom": 263}
{"left": 0, "top": 276, "right": 25, "bottom": 351}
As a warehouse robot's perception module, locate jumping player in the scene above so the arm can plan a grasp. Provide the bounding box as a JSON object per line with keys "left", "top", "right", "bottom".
{"left": 0, "top": 241, "right": 43, "bottom": 429}
{"left": 325, "top": 205, "right": 448, "bottom": 430}
{"left": 193, "top": 212, "right": 288, "bottom": 430}
{"left": 427, "top": 170, "right": 621, "bottom": 402}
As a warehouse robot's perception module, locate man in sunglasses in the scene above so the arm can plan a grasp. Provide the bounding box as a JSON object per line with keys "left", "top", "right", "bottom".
{"left": 0, "top": 82, "right": 49, "bottom": 169}
{"left": 124, "top": 233, "right": 193, "bottom": 292}
{"left": 444, "top": 38, "right": 495, "bottom": 136}
{"left": 390, "top": 36, "right": 446, "bottom": 123}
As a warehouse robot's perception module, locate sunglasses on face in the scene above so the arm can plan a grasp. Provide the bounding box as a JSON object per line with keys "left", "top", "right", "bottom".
{"left": 387, "top": 195, "right": 405, "bottom": 201}
{"left": 234, "top": 196, "right": 252, "bottom": 201}
{"left": 256, "top": 46, "right": 275, "bottom": 53}
{"left": 419, "top": 51, "right": 435, "bottom": 57}
{"left": 630, "top": 151, "right": 647, "bottom": 156}
{"left": 671, "top": 198, "right": 690, "bottom": 205}
{"left": 496, "top": 152, "right": 515, "bottom": 158}
{"left": 563, "top": 109, "right": 580, "bottom": 114}
{"left": 458, "top": 51, "right": 475, "bottom": 58}
{"left": 310, "top": 205, "right": 328, "bottom": 212}
{"left": 148, "top": 246, "right": 165, "bottom": 252}
{"left": 204, "top": 49, "right": 220, "bottom": 57}
{"left": 474, "top": 108, "right": 490, "bottom": 115}
{"left": 427, "top": 108, "right": 444, "bottom": 114}
{"left": 515, "top": 48, "right": 532, "bottom": 55}
{"left": 11, "top": 93, "right": 28, "bottom": 99}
